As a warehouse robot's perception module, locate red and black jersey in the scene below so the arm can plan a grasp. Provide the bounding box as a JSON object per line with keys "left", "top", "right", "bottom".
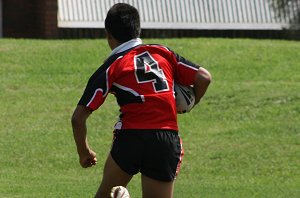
{"left": 78, "top": 44, "right": 199, "bottom": 131}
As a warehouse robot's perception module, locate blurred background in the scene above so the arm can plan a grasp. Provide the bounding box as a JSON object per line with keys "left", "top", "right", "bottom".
{"left": 0, "top": 0, "right": 299, "bottom": 40}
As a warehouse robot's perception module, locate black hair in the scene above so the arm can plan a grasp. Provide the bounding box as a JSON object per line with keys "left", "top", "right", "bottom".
{"left": 105, "top": 3, "right": 141, "bottom": 42}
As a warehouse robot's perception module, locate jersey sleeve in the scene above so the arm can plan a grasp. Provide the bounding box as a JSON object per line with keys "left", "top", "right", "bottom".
{"left": 171, "top": 51, "right": 200, "bottom": 86}
{"left": 77, "top": 64, "right": 111, "bottom": 110}
{"left": 77, "top": 50, "right": 134, "bottom": 110}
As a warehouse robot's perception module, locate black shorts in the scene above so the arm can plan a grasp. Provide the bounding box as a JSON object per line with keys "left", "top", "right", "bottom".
{"left": 110, "top": 129, "right": 184, "bottom": 182}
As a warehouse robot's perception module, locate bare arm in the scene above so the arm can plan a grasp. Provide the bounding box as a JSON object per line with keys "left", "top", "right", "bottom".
{"left": 71, "top": 105, "right": 97, "bottom": 168}
{"left": 193, "top": 67, "right": 212, "bottom": 104}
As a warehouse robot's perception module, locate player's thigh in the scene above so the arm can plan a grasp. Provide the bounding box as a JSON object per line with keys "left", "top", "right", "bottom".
{"left": 95, "top": 154, "right": 133, "bottom": 198}
{"left": 141, "top": 174, "right": 175, "bottom": 198}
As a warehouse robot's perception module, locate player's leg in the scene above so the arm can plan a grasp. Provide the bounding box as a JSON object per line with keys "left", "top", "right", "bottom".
{"left": 94, "top": 154, "right": 133, "bottom": 198}
{"left": 140, "top": 130, "right": 184, "bottom": 198}
{"left": 141, "top": 174, "right": 175, "bottom": 198}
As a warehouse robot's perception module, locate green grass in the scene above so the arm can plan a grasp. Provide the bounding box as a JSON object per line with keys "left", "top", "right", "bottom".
{"left": 0, "top": 38, "right": 299, "bottom": 198}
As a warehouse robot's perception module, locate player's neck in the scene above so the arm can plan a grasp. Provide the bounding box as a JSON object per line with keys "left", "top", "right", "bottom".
{"left": 105, "top": 30, "right": 122, "bottom": 51}
{"left": 110, "top": 40, "right": 122, "bottom": 51}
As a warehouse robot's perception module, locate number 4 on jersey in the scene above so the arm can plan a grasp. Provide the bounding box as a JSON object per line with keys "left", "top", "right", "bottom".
{"left": 134, "top": 51, "right": 169, "bottom": 92}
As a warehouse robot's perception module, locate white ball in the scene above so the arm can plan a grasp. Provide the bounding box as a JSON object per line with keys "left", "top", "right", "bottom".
{"left": 110, "top": 186, "right": 130, "bottom": 198}
{"left": 174, "top": 83, "right": 195, "bottom": 113}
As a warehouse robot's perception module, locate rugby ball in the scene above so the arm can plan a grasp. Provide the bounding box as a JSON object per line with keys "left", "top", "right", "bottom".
{"left": 110, "top": 186, "right": 130, "bottom": 198}
{"left": 174, "top": 83, "right": 195, "bottom": 113}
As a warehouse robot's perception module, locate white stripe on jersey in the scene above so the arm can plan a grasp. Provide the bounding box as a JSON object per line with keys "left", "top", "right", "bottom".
{"left": 86, "top": 88, "right": 103, "bottom": 107}
{"left": 104, "top": 67, "right": 110, "bottom": 97}
{"left": 112, "top": 82, "right": 145, "bottom": 102}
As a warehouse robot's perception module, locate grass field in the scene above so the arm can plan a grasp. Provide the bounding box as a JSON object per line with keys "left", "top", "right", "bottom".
{"left": 0, "top": 38, "right": 299, "bottom": 198}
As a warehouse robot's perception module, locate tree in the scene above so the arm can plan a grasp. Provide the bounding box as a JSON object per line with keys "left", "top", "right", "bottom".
{"left": 269, "top": 0, "right": 300, "bottom": 29}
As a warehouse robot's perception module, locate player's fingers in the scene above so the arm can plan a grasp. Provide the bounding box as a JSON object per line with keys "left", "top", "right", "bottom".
{"left": 83, "top": 157, "right": 97, "bottom": 168}
{"left": 92, "top": 157, "right": 97, "bottom": 164}
{"left": 80, "top": 159, "right": 90, "bottom": 168}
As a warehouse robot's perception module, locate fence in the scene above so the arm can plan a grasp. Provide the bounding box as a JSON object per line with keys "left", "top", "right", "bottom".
{"left": 58, "top": 0, "right": 300, "bottom": 30}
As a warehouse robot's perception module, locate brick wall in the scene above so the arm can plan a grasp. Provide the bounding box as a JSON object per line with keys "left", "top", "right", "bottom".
{"left": 36, "top": 0, "right": 58, "bottom": 38}
{"left": 0, "top": 0, "right": 2, "bottom": 37}
{"left": 3, "top": 0, "right": 58, "bottom": 38}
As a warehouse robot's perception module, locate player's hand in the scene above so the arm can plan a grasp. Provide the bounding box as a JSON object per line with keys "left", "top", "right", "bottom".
{"left": 78, "top": 149, "right": 97, "bottom": 168}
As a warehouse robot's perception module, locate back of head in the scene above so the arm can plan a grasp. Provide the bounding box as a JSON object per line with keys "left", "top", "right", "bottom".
{"left": 105, "top": 3, "right": 141, "bottom": 43}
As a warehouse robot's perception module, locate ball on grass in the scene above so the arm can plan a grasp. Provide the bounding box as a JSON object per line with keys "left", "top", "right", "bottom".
{"left": 110, "top": 186, "right": 130, "bottom": 198}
